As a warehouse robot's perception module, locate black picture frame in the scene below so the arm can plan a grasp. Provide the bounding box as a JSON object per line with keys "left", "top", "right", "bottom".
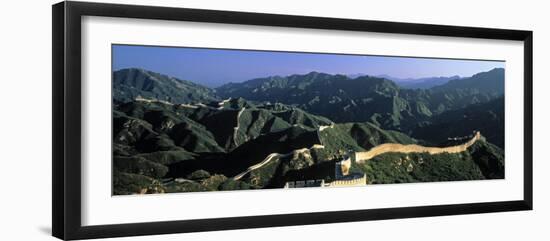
{"left": 52, "top": 1, "right": 533, "bottom": 240}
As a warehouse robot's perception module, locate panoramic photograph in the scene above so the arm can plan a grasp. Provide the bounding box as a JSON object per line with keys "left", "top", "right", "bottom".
{"left": 111, "top": 44, "right": 505, "bottom": 195}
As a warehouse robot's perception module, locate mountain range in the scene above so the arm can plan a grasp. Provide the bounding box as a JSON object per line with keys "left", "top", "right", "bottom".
{"left": 215, "top": 68, "right": 504, "bottom": 132}
{"left": 111, "top": 67, "right": 505, "bottom": 194}
{"left": 113, "top": 68, "right": 218, "bottom": 104}
{"left": 347, "top": 73, "right": 460, "bottom": 89}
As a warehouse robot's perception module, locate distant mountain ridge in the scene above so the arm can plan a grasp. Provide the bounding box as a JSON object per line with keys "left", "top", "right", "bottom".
{"left": 347, "top": 73, "right": 460, "bottom": 89}
{"left": 113, "top": 68, "right": 219, "bottom": 104}
{"left": 216, "top": 68, "right": 504, "bottom": 131}
{"left": 389, "top": 75, "right": 460, "bottom": 89}
{"left": 431, "top": 68, "right": 504, "bottom": 94}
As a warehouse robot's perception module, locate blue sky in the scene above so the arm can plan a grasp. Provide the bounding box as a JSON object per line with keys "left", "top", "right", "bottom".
{"left": 113, "top": 44, "right": 505, "bottom": 87}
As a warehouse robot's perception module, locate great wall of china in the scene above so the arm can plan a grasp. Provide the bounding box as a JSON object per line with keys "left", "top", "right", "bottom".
{"left": 232, "top": 144, "right": 325, "bottom": 181}
{"left": 325, "top": 174, "right": 367, "bottom": 187}
{"left": 283, "top": 174, "right": 367, "bottom": 188}
{"left": 234, "top": 127, "right": 481, "bottom": 187}
{"left": 354, "top": 131, "right": 481, "bottom": 163}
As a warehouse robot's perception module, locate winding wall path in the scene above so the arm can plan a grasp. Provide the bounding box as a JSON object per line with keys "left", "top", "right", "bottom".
{"left": 232, "top": 144, "right": 325, "bottom": 181}
{"left": 355, "top": 132, "right": 481, "bottom": 163}
{"left": 233, "top": 108, "right": 246, "bottom": 146}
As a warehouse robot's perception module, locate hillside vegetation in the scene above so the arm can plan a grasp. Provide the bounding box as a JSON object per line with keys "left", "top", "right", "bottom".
{"left": 111, "top": 68, "right": 506, "bottom": 194}
{"left": 216, "top": 68, "right": 504, "bottom": 132}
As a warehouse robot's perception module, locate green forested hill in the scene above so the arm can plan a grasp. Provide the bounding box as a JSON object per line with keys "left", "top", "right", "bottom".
{"left": 412, "top": 97, "right": 504, "bottom": 148}
{"left": 113, "top": 98, "right": 336, "bottom": 194}
{"left": 113, "top": 97, "right": 504, "bottom": 194}
{"left": 350, "top": 140, "right": 504, "bottom": 184}
{"left": 113, "top": 68, "right": 219, "bottom": 104}
{"left": 431, "top": 68, "right": 504, "bottom": 94}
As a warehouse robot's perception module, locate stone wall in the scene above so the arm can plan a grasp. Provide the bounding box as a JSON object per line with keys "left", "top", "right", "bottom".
{"left": 326, "top": 174, "right": 367, "bottom": 187}
{"left": 355, "top": 132, "right": 481, "bottom": 163}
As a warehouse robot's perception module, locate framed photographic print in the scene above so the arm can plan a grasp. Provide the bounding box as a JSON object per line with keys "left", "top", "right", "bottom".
{"left": 52, "top": 1, "right": 533, "bottom": 240}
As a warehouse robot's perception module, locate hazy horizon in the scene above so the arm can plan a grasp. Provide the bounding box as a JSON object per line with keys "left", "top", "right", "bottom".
{"left": 113, "top": 45, "right": 505, "bottom": 87}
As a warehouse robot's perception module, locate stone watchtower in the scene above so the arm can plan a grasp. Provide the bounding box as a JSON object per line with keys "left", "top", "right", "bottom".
{"left": 335, "top": 155, "right": 352, "bottom": 178}
{"left": 330, "top": 150, "right": 367, "bottom": 187}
